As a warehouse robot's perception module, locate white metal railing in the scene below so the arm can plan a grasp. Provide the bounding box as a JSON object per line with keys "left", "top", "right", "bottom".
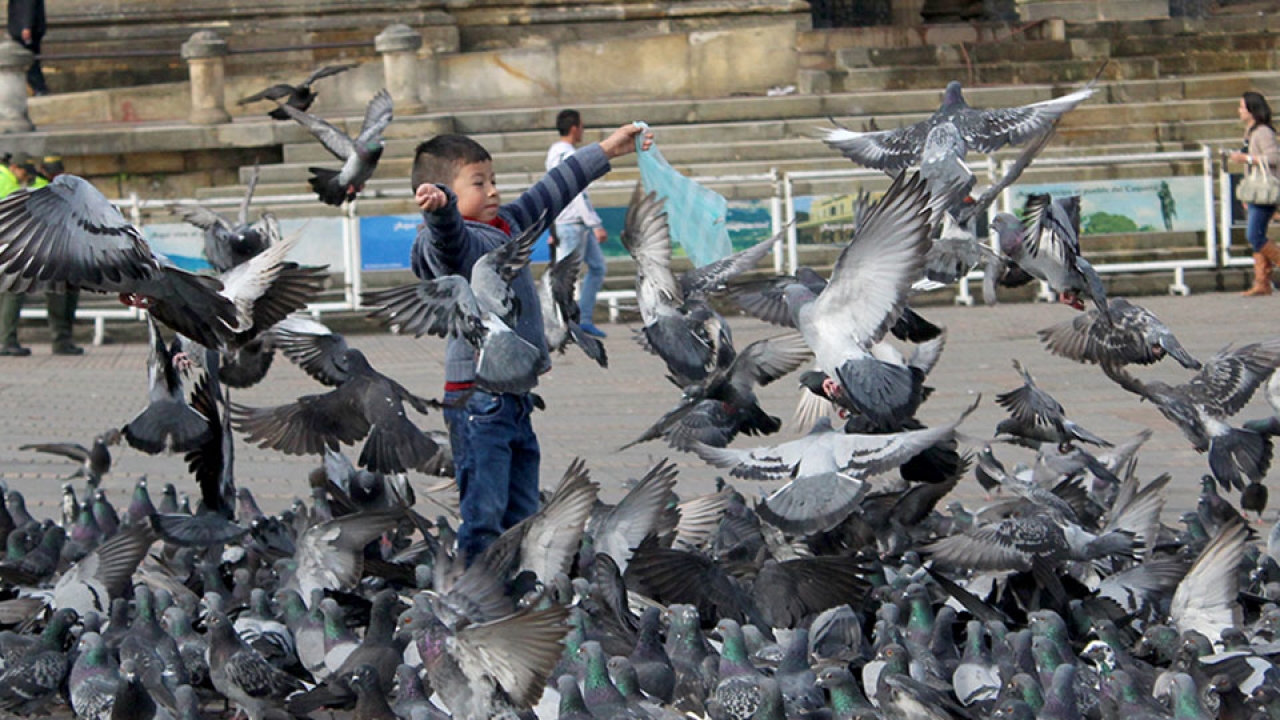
{"left": 21, "top": 149, "right": 1231, "bottom": 343}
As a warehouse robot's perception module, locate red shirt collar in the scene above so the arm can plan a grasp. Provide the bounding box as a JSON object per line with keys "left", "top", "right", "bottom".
{"left": 464, "top": 215, "right": 512, "bottom": 236}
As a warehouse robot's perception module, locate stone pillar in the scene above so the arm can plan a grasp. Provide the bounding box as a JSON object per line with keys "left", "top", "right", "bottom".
{"left": 376, "top": 24, "right": 427, "bottom": 115}
{"left": 181, "top": 31, "right": 230, "bottom": 125}
{"left": 0, "top": 40, "right": 33, "bottom": 133}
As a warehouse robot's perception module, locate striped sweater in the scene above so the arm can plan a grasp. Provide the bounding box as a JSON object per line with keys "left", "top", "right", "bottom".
{"left": 411, "top": 142, "right": 612, "bottom": 385}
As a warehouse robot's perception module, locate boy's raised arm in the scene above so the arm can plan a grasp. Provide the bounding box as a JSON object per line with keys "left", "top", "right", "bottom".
{"left": 505, "top": 123, "right": 653, "bottom": 233}
{"left": 412, "top": 184, "right": 485, "bottom": 278}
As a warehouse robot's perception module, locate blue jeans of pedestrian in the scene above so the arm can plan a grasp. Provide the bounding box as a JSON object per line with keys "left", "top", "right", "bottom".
{"left": 442, "top": 389, "right": 541, "bottom": 562}
{"left": 1247, "top": 203, "right": 1278, "bottom": 252}
{"left": 555, "top": 222, "right": 607, "bottom": 323}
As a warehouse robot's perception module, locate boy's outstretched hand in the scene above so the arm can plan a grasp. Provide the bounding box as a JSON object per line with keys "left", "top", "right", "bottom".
{"left": 416, "top": 183, "right": 448, "bottom": 212}
{"left": 600, "top": 123, "right": 654, "bottom": 159}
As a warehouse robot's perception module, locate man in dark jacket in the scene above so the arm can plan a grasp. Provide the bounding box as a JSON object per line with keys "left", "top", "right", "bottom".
{"left": 8, "top": 0, "right": 46, "bottom": 95}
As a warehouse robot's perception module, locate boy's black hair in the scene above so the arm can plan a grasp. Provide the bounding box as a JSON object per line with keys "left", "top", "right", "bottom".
{"left": 411, "top": 135, "right": 493, "bottom": 191}
{"left": 556, "top": 109, "right": 581, "bottom": 137}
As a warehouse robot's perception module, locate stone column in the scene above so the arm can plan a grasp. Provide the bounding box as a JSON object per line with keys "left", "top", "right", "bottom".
{"left": 181, "top": 31, "right": 230, "bottom": 125}
{"left": 376, "top": 24, "right": 427, "bottom": 115}
{"left": 0, "top": 40, "right": 33, "bottom": 133}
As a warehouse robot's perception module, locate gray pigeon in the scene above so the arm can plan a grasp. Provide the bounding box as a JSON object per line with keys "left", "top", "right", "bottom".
{"left": 20, "top": 429, "right": 120, "bottom": 487}
{"left": 230, "top": 345, "right": 440, "bottom": 475}
{"left": 687, "top": 397, "right": 977, "bottom": 480}
{"left": 539, "top": 244, "right": 607, "bottom": 368}
{"left": 122, "top": 315, "right": 210, "bottom": 456}
{"left": 70, "top": 632, "right": 121, "bottom": 720}
{"left": 239, "top": 64, "right": 356, "bottom": 121}
{"left": 1101, "top": 339, "right": 1280, "bottom": 491}
{"left": 206, "top": 609, "right": 306, "bottom": 720}
{"left": 995, "top": 359, "right": 1111, "bottom": 450}
{"left": 1038, "top": 297, "right": 1200, "bottom": 370}
{"left": 761, "top": 172, "right": 934, "bottom": 426}
{"left": 167, "top": 166, "right": 278, "bottom": 272}
{"left": 282, "top": 89, "right": 393, "bottom": 206}
{"left": 363, "top": 223, "right": 551, "bottom": 395}
{"left": 0, "top": 174, "right": 243, "bottom": 349}
{"left": 823, "top": 79, "right": 1092, "bottom": 194}
{"left": 992, "top": 193, "right": 1109, "bottom": 317}
{"left": 622, "top": 185, "right": 780, "bottom": 386}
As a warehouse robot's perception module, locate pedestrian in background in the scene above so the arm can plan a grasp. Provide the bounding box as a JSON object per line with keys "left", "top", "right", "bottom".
{"left": 8, "top": 0, "right": 47, "bottom": 96}
{"left": 546, "top": 109, "right": 609, "bottom": 338}
{"left": 1231, "top": 91, "right": 1280, "bottom": 297}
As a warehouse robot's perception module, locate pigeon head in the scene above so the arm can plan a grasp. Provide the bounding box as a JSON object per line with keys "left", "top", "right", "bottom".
{"left": 815, "top": 665, "right": 854, "bottom": 689}
{"left": 344, "top": 665, "right": 379, "bottom": 695}
{"left": 942, "top": 80, "right": 965, "bottom": 107}
{"left": 990, "top": 213, "right": 1024, "bottom": 255}
{"left": 1080, "top": 640, "right": 1116, "bottom": 672}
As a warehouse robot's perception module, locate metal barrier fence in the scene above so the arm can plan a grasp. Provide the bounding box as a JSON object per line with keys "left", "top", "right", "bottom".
{"left": 16, "top": 148, "right": 1230, "bottom": 343}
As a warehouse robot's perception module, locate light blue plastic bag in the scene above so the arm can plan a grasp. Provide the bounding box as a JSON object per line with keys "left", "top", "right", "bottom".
{"left": 634, "top": 122, "right": 732, "bottom": 268}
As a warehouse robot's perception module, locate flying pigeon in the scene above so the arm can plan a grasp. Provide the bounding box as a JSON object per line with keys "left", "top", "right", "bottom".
{"left": 230, "top": 345, "right": 441, "bottom": 475}
{"left": 238, "top": 64, "right": 356, "bottom": 121}
{"left": 1101, "top": 339, "right": 1280, "bottom": 491}
{"left": 993, "top": 193, "right": 1109, "bottom": 317}
{"left": 282, "top": 89, "right": 393, "bottom": 206}
{"left": 363, "top": 223, "right": 551, "bottom": 395}
{"left": 167, "top": 167, "right": 278, "bottom": 272}
{"left": 1038, "top": 297, "right": 1200, "bottom": 370}
{"left": 0, "top": 174, "right": 243, "bottom": 348}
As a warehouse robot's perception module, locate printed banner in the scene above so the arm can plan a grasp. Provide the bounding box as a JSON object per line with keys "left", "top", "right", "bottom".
{"left": 143, "top": 217, "right": 347, "bottom": 273}
{"left": 1009, "top": 177, "right": 1205, "bottom": 234}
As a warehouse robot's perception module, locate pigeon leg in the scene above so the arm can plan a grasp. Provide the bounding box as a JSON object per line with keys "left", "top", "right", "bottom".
{"left": 821, "top": 376, "right": 842, "bottom": 400}
{"left": 1058, "top": 292, "right": 1085, "bottom": 311}
{"left": 172, "top": 352, "right": 194, "bottom": 373}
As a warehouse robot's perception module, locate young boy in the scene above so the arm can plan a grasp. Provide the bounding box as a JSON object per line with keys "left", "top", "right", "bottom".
{"left": 409, "top": 123, "right": 651, "bottom": 562}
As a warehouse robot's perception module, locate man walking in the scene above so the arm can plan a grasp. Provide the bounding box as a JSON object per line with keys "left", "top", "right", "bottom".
{"left": 8, "top": 0, "right": 47, "bottom": 96}
{"left": 546, "top": 109, "right": 608, "bottom": 338}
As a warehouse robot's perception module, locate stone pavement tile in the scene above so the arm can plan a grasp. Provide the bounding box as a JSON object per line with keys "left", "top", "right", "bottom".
{"left": 0, "top": 291, "right": 1276, "bottom": 524}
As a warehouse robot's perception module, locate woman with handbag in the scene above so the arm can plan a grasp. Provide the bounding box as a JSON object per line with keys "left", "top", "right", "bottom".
{"left": 1231, "top": 91, "right": 1280, "bottom": 296}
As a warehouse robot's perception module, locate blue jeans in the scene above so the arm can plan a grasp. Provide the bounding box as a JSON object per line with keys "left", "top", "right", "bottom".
{"left": 1248, "top": 203, "right": 1278, "bottom": 252}
{"left": 442, "top": 389, "right": 541, "bottom": 562}
{"left": 555, "top": 222, "right": 607, "bottom": 323}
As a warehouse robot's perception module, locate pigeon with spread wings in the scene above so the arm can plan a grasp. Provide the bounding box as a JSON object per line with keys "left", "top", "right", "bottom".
{"left": 622, "top": 185, "right": 780, "bottom": 387}
{"left": 1100, "top": 338, "right": 1280, "bottom": 491}
{"left": 0, "top": 174, "right": 242, "bottom": 349}
{"left": 363, "top": 223, "right": 551, "bottom": 395}
{"left": 823, "top": 80, "right": 1092, "bottom": 194}
{"left": 230, "top": 343, "right": 440, "bottom": 475}
{"left": 993, "top": 193, "right": 1109, "bottom": 318}
{"left": 1038, "top": 297, "right": 1200, "bottom": 370}
{"left": 282, "top": 89, "right": 393, "bottom": 206}
{"left": 734, "top": 172, "right": 935, "bottom": 427}
{"left": 167, "top": 166, "right": 279, "bottom": 272}
{"left": 238, "top": 64, "right": 356, "bottom": 121}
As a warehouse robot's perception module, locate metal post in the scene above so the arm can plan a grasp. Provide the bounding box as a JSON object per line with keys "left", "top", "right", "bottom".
{"left": 346, "top": 201, "right": 362, "bottom": 309}
{"left": 769, "top": 168, "right": 783, "bottom": 275}
{"left": 1201, "top": 145, "right": 1218, "bottom": 267}
{"left": 783, "top": 174, "right": 798, "bottom": 275}
{"left": 1218, "top": 149, "right": 1234, "bottom": 268}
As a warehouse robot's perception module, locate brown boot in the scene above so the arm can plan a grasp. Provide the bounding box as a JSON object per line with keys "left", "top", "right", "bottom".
{"left": 1243, "top": 252, "right": 1273, "bottom": 296}
{"left": 1261, "top": 241, "right": 1280, "bottom": 288}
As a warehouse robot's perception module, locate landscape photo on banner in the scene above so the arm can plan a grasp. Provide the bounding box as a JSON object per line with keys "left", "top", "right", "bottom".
{"left": 1009, "top": 177, "right": 1205, "bottom": 234}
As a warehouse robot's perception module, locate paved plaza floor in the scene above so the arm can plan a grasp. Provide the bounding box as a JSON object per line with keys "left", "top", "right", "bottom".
{"left": 0, "top": 290, "right": 1275, "bottom": 525}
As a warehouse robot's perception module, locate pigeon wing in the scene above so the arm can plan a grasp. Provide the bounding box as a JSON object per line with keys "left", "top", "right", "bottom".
{"left": 355, "top": 89, "right": 395, "bottom": 144}
{"left": 953, "top": 85, "right": 1093, "bottom": 154}
{"left": 272, "top": 315, "right": 351, "bottom": 386}
{"left": 821, "top": 121, "right": 930, "bottom": 172}
{"left": 452, "top": 604, "right": 571, "bottom": 708}
{"left": 364, "top": 276, "right": 485, "bottom": 348}
{"left": 0, "top": 175, "right": 160, "bottom": 293}
{"left": 1170, "top": 520, "right": 1247, "bottom": 643}
{"left": 230, "top": 383, "right": 373, "bottom": 457}
{"left": 1185, "top": 339, "right": 1280, "bottom": 417}
{"left": 679, "top": 232, "right": 780, "bottom": 299}
{"left": 279, "top": 104, "right": 356, "bottom": 160}
{"left": 809, "top": 171, "right": 933, "bottom": 350}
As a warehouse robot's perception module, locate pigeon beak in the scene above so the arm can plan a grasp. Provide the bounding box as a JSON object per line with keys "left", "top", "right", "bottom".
{"left": 1159, "top": 339, "right": 1201, "bottom": 370}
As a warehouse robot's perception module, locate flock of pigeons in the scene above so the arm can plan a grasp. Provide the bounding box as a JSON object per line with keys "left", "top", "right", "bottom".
{"left": 0, "top": 71, "right": 1277, "bottom": 720}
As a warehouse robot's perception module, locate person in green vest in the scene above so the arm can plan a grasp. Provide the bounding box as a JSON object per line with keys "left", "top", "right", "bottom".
{"left": 0, "top": 153, "right": 83, "bottom": 356}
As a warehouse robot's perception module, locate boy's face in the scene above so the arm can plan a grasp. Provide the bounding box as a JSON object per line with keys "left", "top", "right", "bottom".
{"left": 451, "top": 160, "right": 499, "bottom": 223}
